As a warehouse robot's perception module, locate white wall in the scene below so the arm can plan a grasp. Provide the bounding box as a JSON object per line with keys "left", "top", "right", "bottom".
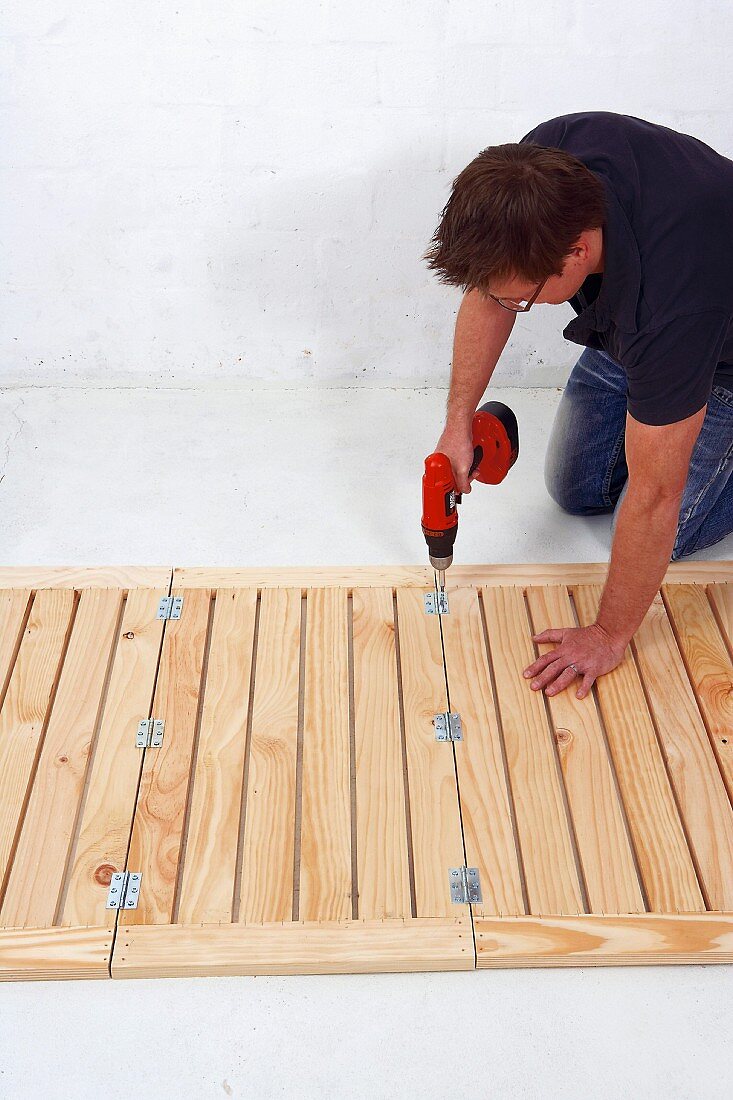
{"left": 2, "top": 1, "right": 733, "bottom": 390}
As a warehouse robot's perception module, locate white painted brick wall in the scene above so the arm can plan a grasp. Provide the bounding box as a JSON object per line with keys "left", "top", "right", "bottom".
{"left": 1, "top": 1, "right": 732, "bottom": 389}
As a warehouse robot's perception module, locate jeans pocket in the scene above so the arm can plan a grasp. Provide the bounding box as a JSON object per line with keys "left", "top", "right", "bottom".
{"left": 711, "top": 383, "right": 733, "bottom": 409}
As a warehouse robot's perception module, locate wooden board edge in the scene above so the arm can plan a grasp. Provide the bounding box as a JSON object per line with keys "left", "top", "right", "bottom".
{"left": 0, "top": 567, "right": 173, "bottom": 589}
{"left": 475, "top": 914, "right": 733, "bottom": 968}
{"left": 112, "top": 918, "right": 474, "bottom": 978}
{"left": 0, "top": 926, "right": 114, "bottom": 981}
{"left": 171, "top": 562, "right": 733, "bottom": 589}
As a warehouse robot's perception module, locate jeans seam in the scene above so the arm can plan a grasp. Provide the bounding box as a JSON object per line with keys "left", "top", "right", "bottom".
{"left": 601, "top": 426, "right": 627, "bottom": 508}
{"left": 674, "top": 443, "right": 733, "bottom": 555}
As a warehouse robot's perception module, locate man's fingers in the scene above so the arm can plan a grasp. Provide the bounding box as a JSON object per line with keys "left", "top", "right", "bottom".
{"left": 532, "top": 628, "right": 563, "bottom": 643}
{"left": 576, "top": 672, "right": 595, "bottom": 699}
{"left": 545, "top": 666, "right": 580, "bottom": 697}
{"left": 523, "top": 651, "right": 562, "bottom": 680}
{"left": 528, "top": 657, "right": 567, "bottom": 691}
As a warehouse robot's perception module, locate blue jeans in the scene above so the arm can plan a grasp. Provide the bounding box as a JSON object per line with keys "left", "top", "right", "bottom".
{"left": 544, "top": 346, "right": 733, "bottom": 560}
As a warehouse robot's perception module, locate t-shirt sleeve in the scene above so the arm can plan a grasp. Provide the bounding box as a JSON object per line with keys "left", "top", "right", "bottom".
{"left": 622, "top": 311, "right": 732, "bottom": 425}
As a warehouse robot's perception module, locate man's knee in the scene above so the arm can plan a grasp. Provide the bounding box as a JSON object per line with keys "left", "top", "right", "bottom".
{"left": 544, "top": 463, "right": 615, "bottom": 516}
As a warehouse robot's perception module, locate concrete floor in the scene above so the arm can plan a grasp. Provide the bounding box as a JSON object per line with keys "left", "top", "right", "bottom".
{"left": 1, "top": 384, "right": 732, "bottom": 1100}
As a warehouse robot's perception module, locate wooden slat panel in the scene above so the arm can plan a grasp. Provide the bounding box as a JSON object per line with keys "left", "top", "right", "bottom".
{"left": 0, "top": 588, "right": 75, "bottom": 900}
{"left": 299, "top": 588, "right": 352, "bottom": 921}
{"left": 113, "top": 917, "right": 473, "bottom": 977}
{"left": 1, "top": 589, "right": 122, "bottom": 928}
{"left": 0, "top": 926, "right": 114, "bottom": 980}
{"left": 575, "top": 586, "right": 706, "bottom": 912}
{"left": 124, "top": 589, "right": 211, "bottom": 926}
{"left": 177, "top": 590, "right": 258, "bottom": 924}
{"left": 631, "top": 584, "right": 733, "bottom": 910}
{"left": 439, "top": 587, "right": 524, "bottom": 917}
{"left": 481, "top": 586, "right": 584, "bottom": 915}
{"left": 0, "top": 590, "right": 32, "bottom": 699}
{"left": 63, "top": 588, "right": 167, "bottom": 926}
{"left": 663, "top": 584, "right": 733, "bottom": 803}
{"left": 238, "top": 588, "right": 301, "bottom": 923}
{"left": 395, "top": 589, "right": 465, "bottom": 918}
{"left": 527, "top": 586, "right": 644, "bottom": 913}
{"left": 0, "top": 568, "right": 171, "bottom": 589}
{"left": 475, "top": 914, "right": 733, "bottom": 967}
{"left": 351, "top": 588, "right": 411, "bottom": 920}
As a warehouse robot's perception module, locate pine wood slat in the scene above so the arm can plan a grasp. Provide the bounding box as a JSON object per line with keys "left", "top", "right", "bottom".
{"left": 0, "top": 590, "right": 32, "bottom": 701}
{"left": 124, "top": 589, "right": 211, "bottom": 926}
{"left": 177, "top": 590, "right": 258, "bottom": 925}
{"left": 0, "top": 568, "right": 171, "bottom": 589}
{"left": 113, "top": 917, "right": 473, "bottom": 978}
{"left": 1, "top": 589, "right": 122, "bottom": 929}
{"left": 238, "top": 588, "right": 302, "bottom": 923}
{"left": 64, "top": 588, "right": 168, "bottom": 926}
{"left": 299, "top": 588, "right": 352, "bottom": 921}
{"left": 481, "top": 586, "right": 584, "bottom": 914}
{"left": 618, "top": 589, "right": 733, "bottom": 911}
{"left": 662, "top": 584, "right": 733, "bottom": 803}
{"left": 0, "top": 925, "right": 114, "bottom": 980}
{"left": 475, "top": 914, "right": 733, "bottom": 967}
{"left": 0, "top": 588, "right": 75, "bottom": 901}
{"left": 351, "top": 588, "right": 411, "bottom": 920}
{"left": 709, "top": 583, "right": 733, "bottom": 655}
{"left": 574, "top": 586, "right": 705, "bottom": 912}
{"left": 439, "top": 586, "right": 524, "bottom": 917}
{"left": 395, "top": 588, "right": 465, "bottom": 917}
{"left": 527, "top": 585, "right": 645, "bottom": 913}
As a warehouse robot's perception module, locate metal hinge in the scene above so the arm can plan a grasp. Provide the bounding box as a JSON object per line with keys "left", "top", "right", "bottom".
{"left": 106, "top": 871, "right": 142, "bottom": 910}
{"left": 433, "top": 712, "right": 463, "bottom": 741}
{"left": 424, "top": 590, "right": 449, "bottom": 615}
{"left": 449, "top": 866, "right": 482, "bottom": 905}
{"left": 136, "top": 718, "right": 165, "bottom": 748}
{"left": 157, "top": 595, "right": 184, "bottom": 620}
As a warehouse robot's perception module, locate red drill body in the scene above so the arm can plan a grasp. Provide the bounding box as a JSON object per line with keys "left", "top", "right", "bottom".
{"left": 421, "top": 401, "right": 519, "bottom": 587}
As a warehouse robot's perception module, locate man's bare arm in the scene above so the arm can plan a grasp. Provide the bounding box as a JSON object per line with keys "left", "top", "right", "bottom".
{"left": 438, "top": 289, "right": 516, "bottom": 492}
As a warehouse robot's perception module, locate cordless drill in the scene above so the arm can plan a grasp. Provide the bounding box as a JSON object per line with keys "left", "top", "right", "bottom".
{"left": 421, "top": 401, "right": 519, "bottom": 592}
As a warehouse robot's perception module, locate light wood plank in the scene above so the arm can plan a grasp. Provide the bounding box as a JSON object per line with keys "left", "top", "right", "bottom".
{"left": 300, "top": 588, "right": 352, "bottom": 921}
{"left": 238, "top": 589, "right": 301, "bottom": 923}
{"left": 0, "top": 588, "right": 75, "bottom": 898}
{"left": 481, "top": 586, "right": 584, "bottom": 915}
{"left": 63, "top": 588, "right": 167, "bottom": 926}
{"left": 0, "top": 925, "right": 113, "bottom": 980}
{"left": 475, "top": 914, "right": 733, "bottom": 967}
{"left": 172, "top": 561, "right": 733, "bottom": 589}
{"left": 351, "top": 588, "right": 411, "bottom": 920}
{"left": 0, "top": 590, "right": 32, "bottom": 700}
{"left": 662, "top": 584, "right": 733, "bottom": 802}
{"left": 709, "top": 583, "right": 733, "bottom": 656}
{"left": 629, "top": 589, "right": 733, "bottom": 906}
{"left": 113, "top": 917, "right": 473, "bottom": 977}
{"left": 575, "top": 587, "right": 705, "bottom": 910}
{"left": 439, "top": 586, "right": 524, "bottom": 917}
{"left": 395, "top": 589, "right": 465, "bottom": 917}
{"left": 124, "top": 589, "right": 211, "bottom": 926}
{"left": 527, "top": 586, "right": 645, "bottom": 913}
{"left": 1, "top": 589, "right": 122, "bottom": 928}
{"left": 177, "top": 590, "right": 258, "bottom": 924}
{"left": 0, "top": 568, "right": 171, "bottom": 588}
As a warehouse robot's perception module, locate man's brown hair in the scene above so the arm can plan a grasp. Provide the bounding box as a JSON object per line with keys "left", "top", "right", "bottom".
{"left": 423, "top": 143, "right": 606, "bottom": 294}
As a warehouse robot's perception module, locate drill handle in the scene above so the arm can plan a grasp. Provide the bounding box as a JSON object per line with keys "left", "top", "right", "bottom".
{"left": 454, "top": 445, "right": 483, "bottom": 504}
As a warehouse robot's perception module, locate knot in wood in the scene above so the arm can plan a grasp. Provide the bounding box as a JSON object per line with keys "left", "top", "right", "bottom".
{"left": 123, "top": 631, "right": 135, "bottom": 640}
{"left": 555, "top": 727, "right": 573, "bottom": 746}
{"left": 94, "top": 863, "right": 116, "bottom": 886}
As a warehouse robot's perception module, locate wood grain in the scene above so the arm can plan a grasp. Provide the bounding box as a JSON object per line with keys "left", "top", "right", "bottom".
{"left": 1, "top": 589, "right": 122, "bottom": 928}
{"left": 481, "top": 586, "right": 584, "bottom": 915}
{"left": 0, "top": 568, "right": 170, "bottom": 588}
{"left": 351, "top": 588, "right": 411, "bottom": 919}
{"left": 238, "top": 588, "right": 301, "bottom": 923}
{"left": 439, "top": 586, "right": 524, "bottom": 917}
{"left": 177, "top": 590, "right": 258, "bottom": 924}
{"left": 0, "top": 590, "right": 32, "bottom": 701}
{"left": 573, "top": 585, "right": 704, "bottom": 913}
{"left": 63, "top": 588, "right": 167, "bottom": 926}
{"left": 0, "top": 588, "right": 75, "bottom": 899}
{"left": 628, "top": 589, "right": 733, "bottom": 911}
{"left": 0, "top": 925, "right": 113, "bottom": 980}
{"left": 527, "top": 585, "right": 644, "bottom": 913}
{"left": 395, "top": 588, "right": 465, "bottom": 917}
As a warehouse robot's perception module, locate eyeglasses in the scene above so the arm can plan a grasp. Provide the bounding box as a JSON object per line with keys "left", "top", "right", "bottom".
{"left": 488, "top": 275, "right": 549, "bottom": 312}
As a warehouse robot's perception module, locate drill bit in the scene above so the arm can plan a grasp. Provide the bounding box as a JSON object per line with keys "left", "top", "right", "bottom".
{"left": 437, "top": 568, "right": 445, "bottom": 593}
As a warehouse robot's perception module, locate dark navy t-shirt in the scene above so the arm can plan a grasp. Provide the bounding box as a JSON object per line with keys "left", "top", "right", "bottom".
{"left": 519, "top": 111, "right": 733, "bottom": 425}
